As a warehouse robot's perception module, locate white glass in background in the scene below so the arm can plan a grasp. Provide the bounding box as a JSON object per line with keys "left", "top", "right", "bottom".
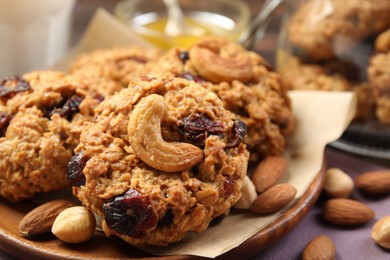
{"left": 0, "top": 0, "right": 75, "bottom": 78}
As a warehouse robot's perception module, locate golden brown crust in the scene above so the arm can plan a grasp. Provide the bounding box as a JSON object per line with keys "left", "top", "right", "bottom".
{"left": 146, "top": 37, "right": 294, "bottom": 162}
{"left": 368, "top": 52, "right": 390, "bottom": 124}
{"left": 0, "top": 71, "right": 98, "bottom": 201}
{"left": 73, "top": 77, "right": 249, "bottom": 246}
{"left": 68, "top": 46, "right": 162, "bottom": 96}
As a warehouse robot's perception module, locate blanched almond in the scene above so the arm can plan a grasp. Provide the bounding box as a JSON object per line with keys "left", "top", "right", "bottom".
{"left": 372, "top": 216, "right": 390, "bottom": 249}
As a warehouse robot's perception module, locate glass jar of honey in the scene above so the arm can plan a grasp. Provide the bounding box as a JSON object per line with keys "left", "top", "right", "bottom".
{"left": 114, "top": 0, "right": 250, "bottom": 50}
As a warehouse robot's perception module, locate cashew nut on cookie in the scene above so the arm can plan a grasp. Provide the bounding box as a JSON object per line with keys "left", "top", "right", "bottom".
{"left": 128, "top": 94, "right": 203, "bottom": 172}
{"left": 189, "top": 38, "right": 253, "bottom": 83}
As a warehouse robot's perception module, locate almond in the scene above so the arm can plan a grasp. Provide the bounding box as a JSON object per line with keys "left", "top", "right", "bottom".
{"left": 355, "top": 170, "right": 390, "bottom": 195}
{"left": 302, "top": 235, "right": 336, "bottom": 260}
{"left": 19, "top": 199, "right": 75, "bottom": 237}
{"left": 322, "top": 198, "right": 375, "bottom": 226}
{"left": 251, "top": 156, "right": 287, "bottom": 193}
{"left": 250, "top": 183, "right": 297, "bottom": 214}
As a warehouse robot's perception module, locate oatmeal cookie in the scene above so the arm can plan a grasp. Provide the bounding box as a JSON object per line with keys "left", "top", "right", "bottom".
{"left": 279, "top": 56, "right": 354, "bottom": 91}
{"left": 70, "top": 77, "right": 249, "bottom": 246}
{"left": 146, "top": 37, "right": 294, "bottom": 162}
{"left": 353, "top": 83, "right": 376, "bottom": 122}
{"left": 368, "top": 33, "right": 390, "bottom": 124}
{"left": 287, "top": 0, "right": 390, "bottom": 61}
{"left": 0, "top": 71, "right": 100, "bottom": 201}
{"left": 279, "top": 56, "right": 377, "bottom": 121}
{"left": 375, "top": 28, "right": 390, "bottom": 53}
{"left": 68, "top": 46, "right": 162, "bottom": 96}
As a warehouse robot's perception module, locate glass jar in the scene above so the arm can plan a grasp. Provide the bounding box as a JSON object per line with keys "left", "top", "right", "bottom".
{"left": 114, "top": 0, "right": 250, "bottom": 50}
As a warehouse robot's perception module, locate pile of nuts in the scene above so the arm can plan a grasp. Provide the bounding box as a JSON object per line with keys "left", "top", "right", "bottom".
{"left": 302, "top": 167, "right": 390, "bottom": 259}
{"left": 234, "top": 156, "right": 298, "bottom": 214}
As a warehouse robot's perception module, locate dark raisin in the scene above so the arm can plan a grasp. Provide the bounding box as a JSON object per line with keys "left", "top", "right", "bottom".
{"left": 92, "top": 93, "right": 105, "bottom": 103}
{"left": 178, "top": 113, "right": 224, "bottom": 147}
{"left": 103, "top": 189, "right": 158, "bottom": 238}
{"left": 66, "top": 152, "right": 87, "bottom": 186}
{"left": 0, "top": 111, "right": 11, "bottom": 136}
{"left": 226, "top": 120, "right": 247, "bottom": 148}
{"left": 223, "top": 176, "right": 235, "bottom": 198}
{"left": 0, "top": 76, "right": 30, "bottom": 98}
{"left": 157, "top": 208, "right": 174, "bottom": 227}
{"left": 180, "top": 73, "right": 204, "bottom": 83}
{"left": 50, "top": 95, "right": 83, "bottom": 120}
{"left": 178, "top": 51, "right": 190, "bottom": 63}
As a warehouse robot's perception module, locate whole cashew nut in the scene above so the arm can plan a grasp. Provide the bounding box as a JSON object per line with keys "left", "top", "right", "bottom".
{"left": 189, "top": 38, "right": 253, "bottom": 83}
{"left": 128, "top": 94, "right": 203, "bottom": 172}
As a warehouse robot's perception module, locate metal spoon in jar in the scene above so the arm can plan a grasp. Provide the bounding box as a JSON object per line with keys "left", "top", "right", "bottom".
{"left": 163, "top": 0, "right": 205, "bottom": 37}
{"left": 237, "top": 0, "right": 285, "bottom": 50}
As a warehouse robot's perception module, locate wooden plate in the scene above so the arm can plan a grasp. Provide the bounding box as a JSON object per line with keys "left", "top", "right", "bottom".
{"left": 0, "top": 160, "right": 325, "bottom": 260}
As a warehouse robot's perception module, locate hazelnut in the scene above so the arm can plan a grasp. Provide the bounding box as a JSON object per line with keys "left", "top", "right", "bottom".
{"left": 52, "top": 206, "right": 96, "bottom": 243}
{"left": 323, "top": 168, "right": 354, "bottom": 198}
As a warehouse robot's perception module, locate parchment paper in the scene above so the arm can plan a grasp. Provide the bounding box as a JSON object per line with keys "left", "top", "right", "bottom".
{"left": 54, "top": 8, "right": 357, "bottom": 258}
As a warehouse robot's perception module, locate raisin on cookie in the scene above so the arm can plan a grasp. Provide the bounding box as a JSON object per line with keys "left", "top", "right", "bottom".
{"left": 70, "top": 77, "right": 249, "bottom": 246}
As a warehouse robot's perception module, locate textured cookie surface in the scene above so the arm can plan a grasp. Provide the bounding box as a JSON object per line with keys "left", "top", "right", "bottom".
{"left": 0, "top": 71, "right": 100, "bottom": 201}
{"left": 146, "top": 37, "right": 294, "bottom": 162}
{"left": 69, "top": 46, "right": 162, "bottom": 96}
{"left": 368, "top": 29, "right": 390, "bottom": 124}
{"left": 70, "top": 77, "right": 249, "bottom": 246}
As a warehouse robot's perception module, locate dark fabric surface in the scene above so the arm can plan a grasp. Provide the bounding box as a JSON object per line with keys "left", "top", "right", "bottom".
{"left": 252, "top": 147, "right": 390, "bottom": 260}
